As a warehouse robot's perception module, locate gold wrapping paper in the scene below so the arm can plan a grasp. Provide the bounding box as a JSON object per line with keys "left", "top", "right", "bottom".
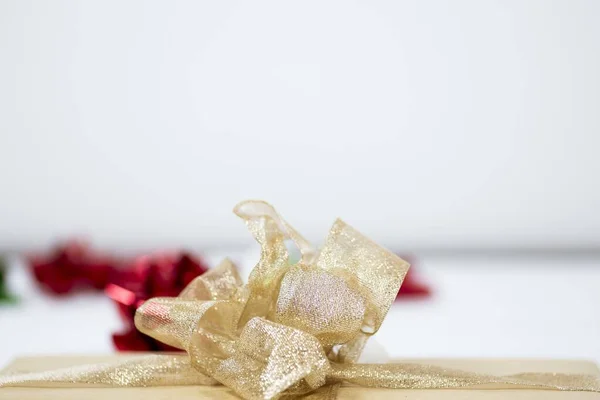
{"left": 2, "top": 357, "right": 600, "bottom": 399}
{"left": 1, "top": 200, "right": 600, "bottom": 399}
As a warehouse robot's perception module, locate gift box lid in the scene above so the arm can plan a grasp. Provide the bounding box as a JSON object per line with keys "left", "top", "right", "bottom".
{"left": 1, "top": 356, "right": 599, "bottom": 399}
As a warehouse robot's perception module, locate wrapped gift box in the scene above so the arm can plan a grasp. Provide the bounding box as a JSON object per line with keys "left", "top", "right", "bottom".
{"left": 1, "top": 356, "right": 599, "bottom": 399}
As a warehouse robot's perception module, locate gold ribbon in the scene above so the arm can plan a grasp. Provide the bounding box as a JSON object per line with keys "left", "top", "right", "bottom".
{"left": 2, "top": 200, "right": 600, "bottom": 399}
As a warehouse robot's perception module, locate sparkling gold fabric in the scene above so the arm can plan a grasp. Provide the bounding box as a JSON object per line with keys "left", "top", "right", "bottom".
{"left": 1, "top": 200, "right": 600, "bottom": 399}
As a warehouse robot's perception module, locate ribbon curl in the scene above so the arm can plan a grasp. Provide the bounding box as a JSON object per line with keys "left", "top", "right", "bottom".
{"left": 2, "top": 200, "right": 600, "bottom": 399}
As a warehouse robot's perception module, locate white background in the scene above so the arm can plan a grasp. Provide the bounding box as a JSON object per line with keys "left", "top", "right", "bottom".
{"left": 1, "top": 1, "right": 599, "bottom": 252}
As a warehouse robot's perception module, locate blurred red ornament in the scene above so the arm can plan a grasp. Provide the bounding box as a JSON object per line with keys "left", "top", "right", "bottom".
{"left": 29, "top": 240, "right": 117, "bottom": 295}
{"left": 395, "top": 255, "right": 432, "bottom": 299}
{"left": 28, "top": 240, "right": 210, "bottom": 351}
{"left": 107, "top": 251, "right": 209, "bottom": 352}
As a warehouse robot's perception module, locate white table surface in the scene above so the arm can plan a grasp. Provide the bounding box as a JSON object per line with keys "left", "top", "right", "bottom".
{"left": 1, "top": 251, "right": 599, "bottom": 368}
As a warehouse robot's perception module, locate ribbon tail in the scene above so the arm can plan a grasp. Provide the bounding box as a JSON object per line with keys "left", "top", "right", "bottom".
{"left": 328, "top": 362, "right": 600, "bottom": 392}
{"left": 0, "top": 354, "right": 217, "bottom": 388}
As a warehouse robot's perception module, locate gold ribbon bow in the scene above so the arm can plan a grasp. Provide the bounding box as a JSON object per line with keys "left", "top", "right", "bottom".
{"left": 2, "top": 200, "right": 600, "bottom": 399}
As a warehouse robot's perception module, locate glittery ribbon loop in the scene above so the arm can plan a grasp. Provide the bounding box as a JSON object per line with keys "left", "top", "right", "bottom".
{"left": 2, "top": 200, "right": 600, "bottom": 399}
